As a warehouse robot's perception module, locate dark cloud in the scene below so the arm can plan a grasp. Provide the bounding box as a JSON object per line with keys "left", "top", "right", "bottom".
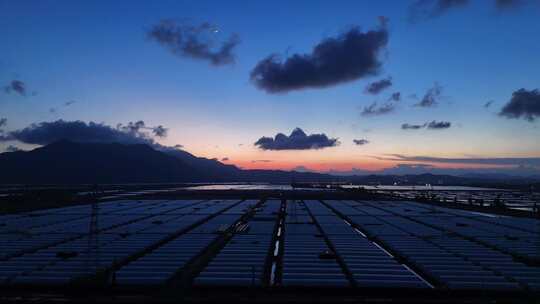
{"left": 484, "top": 100, "right": 495, "bottom": 108}
{"left": 495, "top": 0, "right": 522, "bottom": 10}
{"left": 0, "top": 118, "right": 6, "bottom": 128}
{"left": 174, "top": 144, "right": 183, "bottom": 149}
{"left": 498, "top": 88, "right": 540, "bottom": 122}
{"left": 409, "top": 0, "right": 469, "bottom": 23}
{"left": 221, "top": 157, "right": 229, "bottom": 161}
{"left": 427, "top": 120, "right": 451, "bottom": 129}
{"left": 250, "top": 24, "right": 389, "bottom": 93}
{"left": 361, "top": 101, "right": 396, "bottom": 116}
{"left": 353, "top": 139, "right": 370, "bottom": 145}
{"left": 415, "top": 83, "right": 443, "bottom": 107}
{"left": 65, "top": 100, "right": 76, "bottom": 106}
{"left": 0, "top": 120, "right": 168, "bottom": 146}
{"left": 388, "top": 92, "right": 401, "bottom": 102}
{"left": 365, "top": 77, "right": 392, "bottom": 94}
{"left": 500, "top": 0, "right": 540, "bottom": 10}
{"left": 152, "top": 125, "right": 168, "bottom": 138}
{"left": 401, "top": 123, "right": 426, "bottom": 130}
{"left": 4, "top": 80, "right": 26, "bottom": 96}
{"left": 254, "top": 128, "right": 339, "bottom": 150}
{"left": 148, "top": 20, "right": 240, "bottom": 66}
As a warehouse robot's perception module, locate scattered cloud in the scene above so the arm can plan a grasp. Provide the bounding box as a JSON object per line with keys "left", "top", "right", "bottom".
{"left": 415, "top": 83, "right": 443, "bottom": 107}
{"left": 152, "top": 125, "right": 168, "bottom": 138}
{"left": 173, "top": 144, "right": 183, "bottom": 149}
{"left": 498, "top": 88, "right": 540, "bottom": 122}
{"left": 353, "top": 139, "right": 370, "bottom": 145}
{"left": 251, "top": 159, "right": 273, "bottom": 163}
{"left": 250, "top": 23, "right": 389, "bottom": 93}
{"left": 388, "top": 92, "right": 401, "bottom": 102}
{"left": 409, "top": 0, "right": 534, "bottom": 22}
{"left": 221, "top": 157, "right": 229, "bottom": 161}
{"left": 427, "top": 120, "right": 451, "bottom": 129}
{"left": 49, "top": 100, "right": 77, "bottom": 115}
{"left": 0, "top": 120, "right": 169, "bottom": 146}
{"left": 4, "top": 80, "right": 26, "bottom": 96}
{"left": 0, "top": 118, "right": 6, "bottom": 128}
{"left": 484, "top": 100, "right": 495, "bottom": 108}
{"left": 361, "top": 101, "right": 396, "bottom": 116}
{"left": 117, "top": 120, "right": 169, "bottom": 138}
{"left": 409, "top": 0, "right": 469, "bottom": 23}
{"left": 118, "top": 120, "right": 146, "bottom": 133}
{"left": 365, "top": 77, "right": 392, "bottom": 94}
{"left": 148, "top": 19, "right": 240, "bottom": 66}
{"left": 401, "top": 123, "right": 426, "bottom": 130}
{"left": 254, "top": 128, "right": 339, "bottom": 150}
{"left": 401, "top": 120, "right": 451, "bottom": 130}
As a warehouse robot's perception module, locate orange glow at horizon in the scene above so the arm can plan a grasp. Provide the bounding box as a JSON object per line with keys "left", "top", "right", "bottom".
{"left": 228, "top": 159, "right": 518, "bottom": 172}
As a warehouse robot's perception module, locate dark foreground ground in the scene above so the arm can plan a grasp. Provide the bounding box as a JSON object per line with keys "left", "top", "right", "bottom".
{"left": 1, "top": 189, "right": 539, "bottom": 303}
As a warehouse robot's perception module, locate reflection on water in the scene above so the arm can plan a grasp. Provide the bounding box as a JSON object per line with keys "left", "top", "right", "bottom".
{"left": 184, "top": 184, "right": 317, "bottom": 191}
{"left": 341, "top": 185, "right": 501, "bottom": 191}
{"left": 186, "top": 183, "right": 500, "bottom": 191}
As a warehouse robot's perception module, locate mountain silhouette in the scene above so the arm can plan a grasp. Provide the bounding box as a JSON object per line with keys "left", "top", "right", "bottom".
{"left": 2, "top": 141, "right": 537, "bottom": 186}
{"left": 0, "top": 141, "right": 336, "bottom": 184}
{"left": 0, "top": 141, "right": 202, "bottom": 184}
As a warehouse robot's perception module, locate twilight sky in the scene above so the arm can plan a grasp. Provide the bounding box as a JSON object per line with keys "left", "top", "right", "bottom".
{"left": 1, "top": 0, "right": 539, "bottom": 176}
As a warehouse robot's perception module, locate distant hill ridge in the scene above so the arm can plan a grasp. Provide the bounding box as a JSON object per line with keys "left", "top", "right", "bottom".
{"left": 0, "top": 141, "right": 538, "bottom": 186}
{"left": 0, "top": 141, "right": 337, "bottom": 184}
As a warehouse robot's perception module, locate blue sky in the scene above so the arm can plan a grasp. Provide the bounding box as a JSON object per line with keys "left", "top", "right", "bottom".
{"left": 1, "top": 0, "right": 539, "bottom": 174}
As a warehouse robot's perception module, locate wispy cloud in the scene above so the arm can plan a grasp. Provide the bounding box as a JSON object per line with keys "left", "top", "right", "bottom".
{"left": 409, "top": 0, "right": 469, "bottom": 23}
{"left": 415, "top": 83, "right": 443, "bottom": 107}
{"left": 3, "top": 80, "right": 26, "bottom": 96}
{"left": 361, "top": 101, "right": 396, "bottom": 116}
{"left": 148, "top": 20, "right": 240, "bottom": 66}
{"left": 401, "top": 121, "right": 451, "bottom": 130}
{"left": 365, "top": 77, "right": 392, "bottom": 95}
{"left": 353, "top": 139, "right": 370, "bottom": 145}
{"left": 401, "top": 123, "right": 426, "bottom": 130}
{"left": 372, "top": 153, "right": 540, "bottom": 167}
